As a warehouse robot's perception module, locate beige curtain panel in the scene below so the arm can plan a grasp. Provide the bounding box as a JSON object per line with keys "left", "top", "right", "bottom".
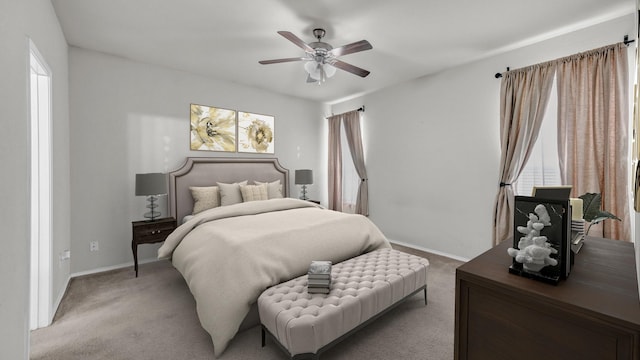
{"left": 556, "top": 43, "right": 630, "bottom": 241}
{"left": 343, "top": 110, "right": 369, "bottom": 216}
{"left": 327, "top": 114, "right": 343, "bottom": 212}
{"left": 493, "top": 62, "right": 556, "bottom": 245}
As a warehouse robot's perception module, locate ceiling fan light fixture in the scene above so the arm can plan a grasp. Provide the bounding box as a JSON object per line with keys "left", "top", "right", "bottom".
{"left": 304, "top": 61, "right": 336, "bottom": 82}
{"left": 324, "top": 63, "right": 337, "bottom": 77}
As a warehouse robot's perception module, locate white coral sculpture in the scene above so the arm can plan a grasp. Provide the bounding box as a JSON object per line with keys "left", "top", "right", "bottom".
{"left": 507, "top": 204, "right": 557, "bottom": 272}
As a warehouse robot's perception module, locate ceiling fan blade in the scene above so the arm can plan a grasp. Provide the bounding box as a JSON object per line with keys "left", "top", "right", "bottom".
{"left": 306, "top": 74, "right": 317, "bottom": 83}
{"left": 259, "top": 57, "right": 308, "bottom": 65}
{"left": 277, "top": 31, "right": 314, "bottom": 53}
{"left": 328, "top": 40, "right": 372, "bottom": 57}
{"left": 331, "top": 59, "right": 370, "bottom": 78}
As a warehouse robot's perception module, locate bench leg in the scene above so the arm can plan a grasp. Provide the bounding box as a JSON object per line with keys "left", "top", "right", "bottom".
{"left": 292, "top": 353, "right": 319, "bottom": 360}
{"left": 423, "top": 287, "right": 428, "bottom": 305}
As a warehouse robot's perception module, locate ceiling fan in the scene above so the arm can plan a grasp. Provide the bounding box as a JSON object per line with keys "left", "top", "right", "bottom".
{"left": 259, "top": 28, "right": 372, "bottom": 84}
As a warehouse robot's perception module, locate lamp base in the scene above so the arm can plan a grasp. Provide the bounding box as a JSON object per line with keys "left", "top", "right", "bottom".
{"left": 144, "top": 195, "right": 161, "bottom": 221}
{"left": 143, "top": 211, "right": 161, "bottom": 221}
{"left": 299, "top": 185, "right": 308, "bottom": 201}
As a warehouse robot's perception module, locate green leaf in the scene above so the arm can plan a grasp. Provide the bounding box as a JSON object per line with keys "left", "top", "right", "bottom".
{"left": 579, "top": 193, "right": 602, "bottom": 222}
{"left": 590, "top": 210, "right": 621, "bottom": 225}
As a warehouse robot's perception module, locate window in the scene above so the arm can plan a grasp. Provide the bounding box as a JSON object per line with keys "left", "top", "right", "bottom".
{"left": 514, "top": 78, "right": 562, "bottom": 196}
{"left": 340, "top": 126, "right": 359, "bottom": 213}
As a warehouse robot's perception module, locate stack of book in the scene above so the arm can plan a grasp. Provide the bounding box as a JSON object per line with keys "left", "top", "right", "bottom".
{"left": 571, "top": 219, "right": 585, "bottom": 254}
{"left": 307, "top": 260, "right": 332, "bottom": 294}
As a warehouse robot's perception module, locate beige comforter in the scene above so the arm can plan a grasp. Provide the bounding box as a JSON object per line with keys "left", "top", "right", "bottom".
{"left": 157, "top": 198, "right": 390, "bottom": 357}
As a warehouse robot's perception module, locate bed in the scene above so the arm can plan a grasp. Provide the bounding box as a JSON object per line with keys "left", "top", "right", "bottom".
{"left": 157, "top": 157, "right": 390, "bottom": 357}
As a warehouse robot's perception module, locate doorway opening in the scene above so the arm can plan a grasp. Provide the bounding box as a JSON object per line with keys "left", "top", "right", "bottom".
{"left": 29, "top": 39, "right": 52, "bottom": 330}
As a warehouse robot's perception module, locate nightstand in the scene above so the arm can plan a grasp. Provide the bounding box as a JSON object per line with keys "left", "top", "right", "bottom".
{"left": 131, "top": 217, "right": 177, "bottom": 277}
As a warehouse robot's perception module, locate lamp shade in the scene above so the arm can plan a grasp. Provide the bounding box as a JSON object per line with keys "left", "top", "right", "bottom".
{"left": 295, "top": 169, "right": 313, "bottom": 185}
{"left": 304, "top": 61, "right": 336, "bottom": 81}
{"left": 135, "top": 173, "right": 167, "bottom": 196}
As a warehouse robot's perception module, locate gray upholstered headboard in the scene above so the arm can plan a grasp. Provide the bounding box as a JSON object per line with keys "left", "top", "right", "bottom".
{"left": 168, "top": 157, "right": 290, "bottom": 222}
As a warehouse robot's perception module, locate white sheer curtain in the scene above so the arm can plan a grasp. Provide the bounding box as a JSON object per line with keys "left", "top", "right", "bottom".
{"left": 340, "top": 132, "right": 358, "bottom": 213}
{"left": 514, "top": 77, "right": 562, "bottom": 196}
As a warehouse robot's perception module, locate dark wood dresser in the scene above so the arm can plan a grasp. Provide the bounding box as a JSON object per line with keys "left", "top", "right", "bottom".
{"left": 455, "top": 236, "right": 640, "bottom": 360}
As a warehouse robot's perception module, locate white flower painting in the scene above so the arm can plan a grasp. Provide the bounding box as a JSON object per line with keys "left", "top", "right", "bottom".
{"left": 237, "top": 111, "right": 275, "bottom": 154}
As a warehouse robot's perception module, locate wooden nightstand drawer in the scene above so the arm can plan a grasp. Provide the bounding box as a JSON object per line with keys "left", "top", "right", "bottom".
{"left": 133, "top": 221, "right": 175, "bottom": 243}
{"left": 131, "top": 217, "right": 176, "bottom": 277}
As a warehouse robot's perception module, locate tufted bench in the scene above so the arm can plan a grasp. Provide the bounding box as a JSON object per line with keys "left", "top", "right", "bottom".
{"left": 257, "top": 248, "right": 429, "bottom": 359}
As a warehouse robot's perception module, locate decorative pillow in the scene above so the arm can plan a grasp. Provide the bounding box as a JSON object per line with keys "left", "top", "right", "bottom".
{"left": 217, "top": 181, "right": 248, "bottom": 206}
{"left": 255, "top": 180, "right": 283, "bottom": 199}
{"left": 240, "top": 184, "right": 269, "bottom": 202}
{"left": 189, "top": 186, "right": 219, "bottom": 215}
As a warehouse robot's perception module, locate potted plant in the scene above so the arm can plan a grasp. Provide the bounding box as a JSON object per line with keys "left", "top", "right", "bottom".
{"left": 578, "top": 193, "right": 621, "bottom": 235}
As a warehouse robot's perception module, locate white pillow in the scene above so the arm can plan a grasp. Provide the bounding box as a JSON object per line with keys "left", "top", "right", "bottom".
{"left": 189, "top": 186, "right": 219, "bottom": 214}
{"left": 240, "top": 184, "right": 269, "bottom": 202}
{"left": 217, "top": 181, "right": 248, "bottom": 206}
{"left": 254, "top": 180, "right": 283, "bottom": 199}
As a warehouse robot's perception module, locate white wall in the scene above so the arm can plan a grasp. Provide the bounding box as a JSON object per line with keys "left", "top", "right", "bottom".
{"left": 0, "top": 0, "right": 70, "bottom": 359}
{"left": 331, "top": 14, "right": 635, "bottom": 261}
{"left": 69, "top": 47, "right": 324, "bottom": 273}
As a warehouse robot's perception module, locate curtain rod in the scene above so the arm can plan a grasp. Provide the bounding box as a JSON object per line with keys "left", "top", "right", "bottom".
{"left": 494, "top": 67, "right": 509, "bottom": 79}
{"left": 624, "top": 35, "right": 635, "bottom": 46}
{"left": 494, "top": 35, "right": 634, "bottom": 79}
{"left": 329, "top": 106, "right": 365, "bottom": 118}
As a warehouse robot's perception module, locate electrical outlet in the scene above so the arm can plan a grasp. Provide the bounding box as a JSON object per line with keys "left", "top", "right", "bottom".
{"left": 90, "top": 241, "right": 99, "bottom": 252}
{"left": 59, "top": 250, "right": 71, "bottom": 268}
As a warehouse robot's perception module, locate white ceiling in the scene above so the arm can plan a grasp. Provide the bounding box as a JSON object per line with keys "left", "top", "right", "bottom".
{"left": 51, "top": 0, "right": 634, "bottom": 104}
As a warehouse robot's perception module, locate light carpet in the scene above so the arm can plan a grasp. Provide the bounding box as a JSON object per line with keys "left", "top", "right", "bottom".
{"left": 30, "top": 244, "right": 463, "bottom": 360}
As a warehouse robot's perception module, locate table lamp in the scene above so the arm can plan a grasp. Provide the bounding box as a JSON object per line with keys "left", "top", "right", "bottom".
{"left": 295, "top": 169, "right": 313, "bottom": 200}
{"left": 135, "top": 173, "right": 167, "bottom": 221}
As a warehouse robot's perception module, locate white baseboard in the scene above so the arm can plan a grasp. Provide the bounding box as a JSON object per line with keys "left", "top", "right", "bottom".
{"left": 47, "top": 258, "right": 163, "bottom": 323}
{"left": 70, "top": 258, "right": 162, "bottom": 278}
{"left": 49, "top": 275, "right": 70, "bottom": 325}
{"left": 388, "top": 238, "right": 470, "bottom": 262}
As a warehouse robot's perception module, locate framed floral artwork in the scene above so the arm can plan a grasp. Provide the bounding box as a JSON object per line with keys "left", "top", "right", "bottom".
{"left": 237, "top": 111, "right": 275, "bottom": 154}
{"left": 190, "top": 104, "right": 236, "bottom": 152}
